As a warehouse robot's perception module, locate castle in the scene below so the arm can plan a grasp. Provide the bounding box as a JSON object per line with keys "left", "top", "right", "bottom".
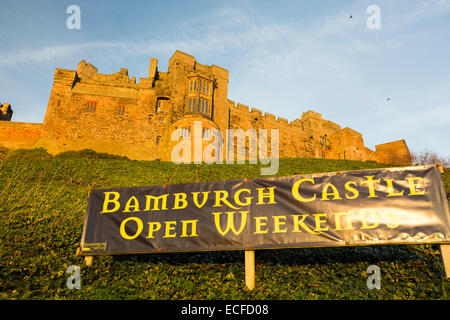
{"left": 0, "top": 50, "right": 412, "bottom": 165}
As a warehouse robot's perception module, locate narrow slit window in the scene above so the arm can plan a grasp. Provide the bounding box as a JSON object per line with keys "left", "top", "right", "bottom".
{"left": 203, "top": 128, "right": 212, "bottom": 140}
{"left": 117, "top": 104, "right": 126, "bottom": 116}
{"left": 86, "top": 101, "right": 97, "bottom": 113}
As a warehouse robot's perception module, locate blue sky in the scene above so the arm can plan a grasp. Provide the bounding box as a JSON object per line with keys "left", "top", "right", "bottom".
{"left": 1, "top": 0, "right": 449, "bottom": 157}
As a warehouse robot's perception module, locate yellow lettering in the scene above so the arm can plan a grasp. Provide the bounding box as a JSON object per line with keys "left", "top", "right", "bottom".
{"left": 292, "top": 215, "right": 319, "bottom": 234}
{"left": 180, "top": 220, "right": 199, "bottom": 237}
{"left": 192, "top": 191, "right": 209, "bottom": 208}
{"left": 212, "top": 211, "right": 248, "bottom": 236}
{"left": 361, "top": 212, "right": 380, "bottom": 229}
{"left": 234, "top": 189, "right": 253, "bottom": 207}
{"left": 120, "top": 217, "right": 143, "bottom": 240}
{"left": 123, "top": 196, "right": 140, "bottom": 213}
{"left": 313, "top": 213, "right": 329, "bottom": 231}
{"left": 361, "top": 176, "right": 380, "bottom": 198}
{"left": 101, "top": 191, "right": 121, "bottom": 213}
{"left": 333, "top": 212, "right": 354, "bottom": 231}
{"left": 253, "top": 216, "right": 268, "bottom": 234}
{"left": 321, "top": 183, "right": 342, "bottom": 201}
{"left": 383, "top": 212, "right": 400, "bottom": 229}
{"left": 147, "top": 222, "right": 161, "bottom": 238}
{"left": 163, "top": 221, "right": 177, "bottom": 238}
{"left": 292, "top": 179, "right": 316, "bottom": 202}
{"left": 173, "top": 193, "right": 188, "bottom": 210}
{"left": 273, "top": 215, "right": 287, "bottom": 233}
{"left": 406, "top": 177, "right": 426, "bottom": 196}
{"left": 344, "top": 181, "right": 359, "bottom": 200}
{"left": 144, "top": 194, "right": 169, "bottom": 211}
{"left": 385, "top": 179, "right": 404, "bottom": 197}
{"left": 213, "top": 190, "right": 240, "bottom": 209}
{"left": 256, "top": 187, "right": 277, "bottom": 205}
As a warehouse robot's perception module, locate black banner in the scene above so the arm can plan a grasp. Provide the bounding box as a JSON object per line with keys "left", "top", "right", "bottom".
{"left": 79, "top": 165, "right": 450, "bottom": 255}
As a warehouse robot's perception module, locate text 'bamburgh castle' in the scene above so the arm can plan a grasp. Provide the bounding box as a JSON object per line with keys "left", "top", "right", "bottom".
{"left": 0, "top": 50, "right": 411, "bottom": 165}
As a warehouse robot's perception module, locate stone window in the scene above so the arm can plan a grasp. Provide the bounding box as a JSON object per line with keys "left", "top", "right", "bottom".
{"left": 156, "top": 136, "right": 161, "bottom": 145}
{"left": 320, "top": 136, "right": 329, "bottom": 146}
{"left": 318, "top": 150, "right": 328, "bottom": 158}
{"left": 180, "top": 127, "right": 191, "bottom": 138}
{"left": 117, "top": 104, "right": 126, "bottom": 116}
{"left": 187, "top": 76, "right": 212, "bottom": 117}
{"left": 85, "top": 101, "right": 97, "bottom": 113}
{"left": 156, "top": 97, "right": 169, "bottom": 112}
{"left": 202, "top": 128, "right": 211, "bottom": 140}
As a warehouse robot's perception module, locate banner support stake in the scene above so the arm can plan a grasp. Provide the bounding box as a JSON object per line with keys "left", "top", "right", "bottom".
{"left": 76, "top": 247, "right": 94, "bottom": 267}
{"left": 440, "top": 245, "right": 450, "bottom": 278}
{"left": 245, "top": 250, "right": 255, "bottom": 290}
{"left": 436, "top": 163, "right": 450, "bottom": 278}
{"left": 84, "top": 256, "right": 94, "bottom": 266}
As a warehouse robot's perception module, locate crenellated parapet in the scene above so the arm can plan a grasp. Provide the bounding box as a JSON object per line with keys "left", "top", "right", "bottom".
{"left": 0, "top": 102, "right": 13, "bottom": 121}
{"left": 0, "top": 50, "right": 413, "bottom": 165}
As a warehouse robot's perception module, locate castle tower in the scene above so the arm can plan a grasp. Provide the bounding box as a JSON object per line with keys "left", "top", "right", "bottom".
{"left": 0, "top": 50, "right": 411, "bottom": 166}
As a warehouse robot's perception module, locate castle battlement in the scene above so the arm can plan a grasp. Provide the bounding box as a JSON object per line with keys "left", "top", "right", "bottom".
{"left": 0, "top": 50, "right": 412, "bottom": 165}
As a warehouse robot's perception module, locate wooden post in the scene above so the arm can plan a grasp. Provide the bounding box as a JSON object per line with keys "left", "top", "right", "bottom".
{"left": 84, "top": 256, "right": 94, "bottom": 266}
{"left": 245, "top": 250, "right": 255, "bottom": 290}
{"left": 436, "top": 163, "right": 450, "bottom": 278}
{"left": 440, "top": 245, "right": 450, "bottom": 278}
{"left": 76, "top": 247, "right": 94, "bottom": 266}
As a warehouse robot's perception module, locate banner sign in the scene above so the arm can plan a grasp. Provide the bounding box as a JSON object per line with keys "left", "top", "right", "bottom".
{"left": 80, "top": 165, "right": 450, "bottom": 255}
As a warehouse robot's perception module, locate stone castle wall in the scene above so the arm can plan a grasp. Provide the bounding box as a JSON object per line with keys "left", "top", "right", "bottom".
{"left": 0, "top": 50, "right": 412, "bottom": 165}
{"left": 0, "top": 122, "right": 42, "bottom": 149}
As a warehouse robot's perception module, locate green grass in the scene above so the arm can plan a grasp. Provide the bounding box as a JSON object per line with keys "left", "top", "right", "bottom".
{"left": 0, "top": 155, "right": 449, "bottom": 300}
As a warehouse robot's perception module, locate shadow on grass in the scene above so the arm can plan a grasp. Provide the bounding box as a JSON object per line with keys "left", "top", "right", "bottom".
{"left": 112, "top": 244, "right": 434, "bottom": 267}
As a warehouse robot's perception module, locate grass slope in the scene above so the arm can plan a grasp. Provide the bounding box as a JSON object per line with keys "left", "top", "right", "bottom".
{"left": 0, "top": 153, "right": 449, "bottom": 300}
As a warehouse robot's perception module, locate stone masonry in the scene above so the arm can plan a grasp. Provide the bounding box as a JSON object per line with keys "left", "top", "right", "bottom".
{"left": 0, "top": 102, "right": 13, "bottom": 121}
{"left": 0, "top": 50, "right": 412, "bottom": 165}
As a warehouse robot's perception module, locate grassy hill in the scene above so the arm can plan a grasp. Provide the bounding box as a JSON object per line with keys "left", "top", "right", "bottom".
{"left": 0, "top": 149, "right": 449, "bottom": 300}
